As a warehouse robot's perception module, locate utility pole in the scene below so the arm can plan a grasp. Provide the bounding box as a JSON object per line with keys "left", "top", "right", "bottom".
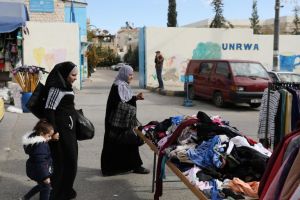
{"left": 273, "top": 0, "right": 280, "bottom": 71}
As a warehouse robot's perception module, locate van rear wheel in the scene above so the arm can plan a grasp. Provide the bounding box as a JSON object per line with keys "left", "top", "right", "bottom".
{"left": 213, "top": 92, "right": 224, "bottom": 107}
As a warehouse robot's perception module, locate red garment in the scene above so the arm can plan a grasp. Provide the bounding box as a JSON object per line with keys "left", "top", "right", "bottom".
{"left": 244, "top": 135, "right": 257, "bottom": 145}
{"left": 154, "top": 118, "right": 198, "bottom": 200}
{"left": 259, "top": 130, "right": 300, "bottom": 199}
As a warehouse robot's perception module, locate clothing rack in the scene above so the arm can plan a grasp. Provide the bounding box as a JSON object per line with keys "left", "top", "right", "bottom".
{"left": 264, "top": 82, "right": 300, "bottom": 148}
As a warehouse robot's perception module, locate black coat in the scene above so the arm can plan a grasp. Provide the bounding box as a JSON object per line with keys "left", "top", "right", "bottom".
{"left": 23, "top": 132, "right": 53, "bottom": 182}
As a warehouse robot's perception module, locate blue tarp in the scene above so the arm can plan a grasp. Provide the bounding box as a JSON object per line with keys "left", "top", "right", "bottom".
{"left": 0, "top": 2, "right": 29, "bottom": 33}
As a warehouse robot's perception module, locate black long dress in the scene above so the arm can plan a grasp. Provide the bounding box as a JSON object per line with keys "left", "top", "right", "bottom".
{"left": 43, "top": 61, "right": 78, "bottom": 200}
{"left": 101, "top": 84, "right": 143, "bottom": 176}
{"left": 46, "top": 88, "right": 78, "bottom": 200}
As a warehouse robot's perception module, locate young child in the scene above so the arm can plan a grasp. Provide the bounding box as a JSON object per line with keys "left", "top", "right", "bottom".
{"left": 20, "top": 119, "right": 58, "bottom": 200}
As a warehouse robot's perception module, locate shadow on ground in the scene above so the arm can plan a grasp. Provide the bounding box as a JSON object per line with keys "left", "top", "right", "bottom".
{"left": 0, "top": 159, "right": 150, "bottom": 200}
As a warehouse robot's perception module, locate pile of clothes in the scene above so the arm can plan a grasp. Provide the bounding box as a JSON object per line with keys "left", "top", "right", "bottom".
{"left": 139, "top": 111, "right": 272, "bottom": 200}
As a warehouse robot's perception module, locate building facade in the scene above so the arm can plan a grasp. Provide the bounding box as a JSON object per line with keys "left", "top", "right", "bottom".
{"left": 115, "top": 27, "right": 139, "bottom": 61}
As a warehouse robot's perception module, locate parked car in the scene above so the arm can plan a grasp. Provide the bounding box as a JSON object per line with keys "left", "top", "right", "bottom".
{"left": 185, "top": 59, "right": 271, "bottom": 108}
{"left": 268, "top": 71, "right": 300, "bottom": 83}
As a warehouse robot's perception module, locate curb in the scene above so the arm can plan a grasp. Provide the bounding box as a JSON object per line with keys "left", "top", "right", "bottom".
{"left": 146, "top": 86, "right": 185, "bottom": 97}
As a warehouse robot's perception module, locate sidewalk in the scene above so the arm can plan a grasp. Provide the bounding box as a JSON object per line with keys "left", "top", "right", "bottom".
{"left": 147, "top": 86, "right": 185, "bottom": 97}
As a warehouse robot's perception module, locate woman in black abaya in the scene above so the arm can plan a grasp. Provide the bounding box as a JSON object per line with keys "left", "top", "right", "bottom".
{"left": 101, "top": 65, "right": 150, "bottom": 176}
{"left": 44, "top": 61, "right": 78, "bottom": 200}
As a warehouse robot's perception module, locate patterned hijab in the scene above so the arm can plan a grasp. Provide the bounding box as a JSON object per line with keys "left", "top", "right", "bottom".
{"left": 113, "top": 64, "right": 133, "bottom": 102}
{"left": 45, "top": 61, "right": 77, "bottom": 92}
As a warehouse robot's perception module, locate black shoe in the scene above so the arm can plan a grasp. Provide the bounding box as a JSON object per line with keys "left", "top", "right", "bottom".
{"left": 64, "top": 189, "right": 77, "bottom": 200}
{"left": 133, "top": 166, "right": 150, "bottom": 174}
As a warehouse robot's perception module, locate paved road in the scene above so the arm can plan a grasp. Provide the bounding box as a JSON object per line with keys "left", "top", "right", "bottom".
{"left": 0, "top": 69, "right": 261, "bottom": 200}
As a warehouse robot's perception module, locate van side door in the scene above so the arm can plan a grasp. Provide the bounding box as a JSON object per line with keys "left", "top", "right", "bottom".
{"left": 210, "top": 62, "right": 232, "bottom": 100}
{"left": 194, "top": 62, "right": 214, "bottom": 98}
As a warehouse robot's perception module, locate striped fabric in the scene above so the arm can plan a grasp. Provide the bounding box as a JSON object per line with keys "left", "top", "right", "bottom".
{"left": 258, "top": 89, "right": 280, "bottom": 147}
{"left": 45, "top": 87, "right": 74, "bottom": 110}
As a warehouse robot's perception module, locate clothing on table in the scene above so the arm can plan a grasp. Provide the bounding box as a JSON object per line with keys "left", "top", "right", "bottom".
{"left": 44, "top": 61, "right": 78, "bottom": 200}
{"left": 22, "top": 131, "right": 52, "bottom": 200}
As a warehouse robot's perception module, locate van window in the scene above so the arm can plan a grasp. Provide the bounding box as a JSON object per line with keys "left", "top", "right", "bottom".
{"left": 230, "top": 62, "right": 269, "bottom": 79}
{"left": 199, "top": 62, "right": 213, "bottom": 74}
{"left": 216, "top": 62, "right": 229, "bottom": 76}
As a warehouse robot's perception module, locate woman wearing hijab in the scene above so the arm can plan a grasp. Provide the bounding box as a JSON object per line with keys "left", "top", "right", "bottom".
{"left": 44, "top": 61, "right": 78, "bottom": 200}
{"left": 101, "top": 64, "right": 150, "bottom": 176}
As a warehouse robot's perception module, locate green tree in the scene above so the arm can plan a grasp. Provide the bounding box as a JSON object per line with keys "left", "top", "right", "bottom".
{"left": 249, "top": 0, "right": 261, "bottom": 34}
{"left": 167, "top": 0, "right": 177, "bottom": 27}
{"left": 292, "top": 6, "right": 300, "bottom": 35}
{"left": 123, "top": 46, "right": 139, "bottom": 71}
{"left": 210, "top": 0, "right": 233, "bottom": 28}
{"left": 87, "top": 30, "right": 95, "bottom": 42}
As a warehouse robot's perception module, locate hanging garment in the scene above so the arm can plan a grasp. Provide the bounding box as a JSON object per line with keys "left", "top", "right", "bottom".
{"left": 287, "top": 88, "right": 300, "bottom": 130}
{"left": 258, "top": 89, "right": 280, "bottom": 147}
{"left": 263, "top": 147, "right": 299, "bottom": 200}
{"left": 280, "top": 148, "right": 300, "bottom": 199}
{"left": 284, "top": 91, "right": 292, "bottom": 135}
{"left": 258, "top": 130, "right": 300, "bottom": 199}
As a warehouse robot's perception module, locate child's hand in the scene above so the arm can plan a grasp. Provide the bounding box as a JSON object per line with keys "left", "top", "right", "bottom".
{"left": 43, "top": 178, "right": 50, "bottom": 184}
{"left": 52, "top": 132, "right": 59, "bottom": 141}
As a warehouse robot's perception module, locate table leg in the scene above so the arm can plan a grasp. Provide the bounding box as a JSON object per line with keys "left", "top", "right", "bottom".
{"left": 152, "top": 152, "right": 157, "bottom": 193}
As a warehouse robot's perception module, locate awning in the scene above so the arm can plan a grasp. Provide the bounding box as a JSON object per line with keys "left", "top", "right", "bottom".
{"left": 0, "top": 2, "right": 29, "bottom": 33}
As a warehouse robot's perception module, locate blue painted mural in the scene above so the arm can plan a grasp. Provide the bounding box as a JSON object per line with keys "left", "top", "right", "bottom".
{"left": 192, "top": 42, "right": 221, "bottom": 59}
{"left": 280, "top": 54, "right": 300, "bottom": 71}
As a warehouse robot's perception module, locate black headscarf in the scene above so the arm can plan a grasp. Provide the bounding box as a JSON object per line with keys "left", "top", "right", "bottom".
{"left": 45, "top": 61, "right": 77, "bottom": 92}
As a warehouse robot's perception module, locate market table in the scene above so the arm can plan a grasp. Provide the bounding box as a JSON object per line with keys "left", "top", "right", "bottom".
{"left": 134, "top": 128, "right": 208, "bottom": 200}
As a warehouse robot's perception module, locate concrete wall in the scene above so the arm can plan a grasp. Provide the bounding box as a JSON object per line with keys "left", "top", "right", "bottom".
{"left": 23, "top": 22, "right": 80, "bottom": 89}
{"left": 143, "top": 27, "right": 300, "bottom": 91}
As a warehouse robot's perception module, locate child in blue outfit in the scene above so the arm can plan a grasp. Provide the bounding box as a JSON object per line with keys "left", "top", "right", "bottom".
{"left": 21, "top": 119, "right": 59, "bottom": 200}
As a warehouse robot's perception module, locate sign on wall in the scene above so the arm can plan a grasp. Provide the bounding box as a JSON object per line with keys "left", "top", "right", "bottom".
{"left": 30, "top": 0, "right": 54, "bottom": 13}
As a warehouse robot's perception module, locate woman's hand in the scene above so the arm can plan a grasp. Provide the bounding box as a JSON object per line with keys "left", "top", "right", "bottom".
{"left": 136, "top": 92, "right": 144, "bottom": 100}
{"left": 43, "top": 178, "right": 51, "bottom": 184}
{"left": 52, "top": 132, "right": 60, "bottom": 141}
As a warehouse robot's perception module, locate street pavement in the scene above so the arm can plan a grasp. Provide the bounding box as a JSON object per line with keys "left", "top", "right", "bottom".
{"left": 0, "top": 68, "right": 261, "bottom": 200}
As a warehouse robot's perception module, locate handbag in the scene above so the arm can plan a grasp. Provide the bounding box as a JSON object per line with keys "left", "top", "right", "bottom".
{"left": 109, "top": 127, "right": 144, "bottom": 146}
{"left": 108, "top": 102, "right": 144, "bottom": 145}
{"left": 76, "top": 109, "right": 95, "bottom": 141}
{"left": 25, "top": 82, "right": 46, "bottom": 119}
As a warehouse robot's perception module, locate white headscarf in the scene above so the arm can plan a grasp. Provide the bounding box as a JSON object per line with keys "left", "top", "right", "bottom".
{"left": 113, "top": 64, "right": 133, "bottom": 102}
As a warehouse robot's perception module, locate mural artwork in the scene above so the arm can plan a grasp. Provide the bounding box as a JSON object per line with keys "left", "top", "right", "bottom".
{"left": 33, "top": 47, "right": 67, "bottom": 69}
{"left": 150, "top": 54, "right": 190, "bottom": 87}
{"left": 192, "top": 42, "right": 222, "bottom": 59}
{"left": 280, "top": 53, "right": 300, "bottom": 72}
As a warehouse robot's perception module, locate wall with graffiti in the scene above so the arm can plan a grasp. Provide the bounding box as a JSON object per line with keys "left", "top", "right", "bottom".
{"left": 23, "top": 22, "right": 80, "bottom": 89}
{"left": 279, "top": 35, "right": 300, "bottom": 73}
{"left": 143, "top": 27, "right": 300, "bottom": 91}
